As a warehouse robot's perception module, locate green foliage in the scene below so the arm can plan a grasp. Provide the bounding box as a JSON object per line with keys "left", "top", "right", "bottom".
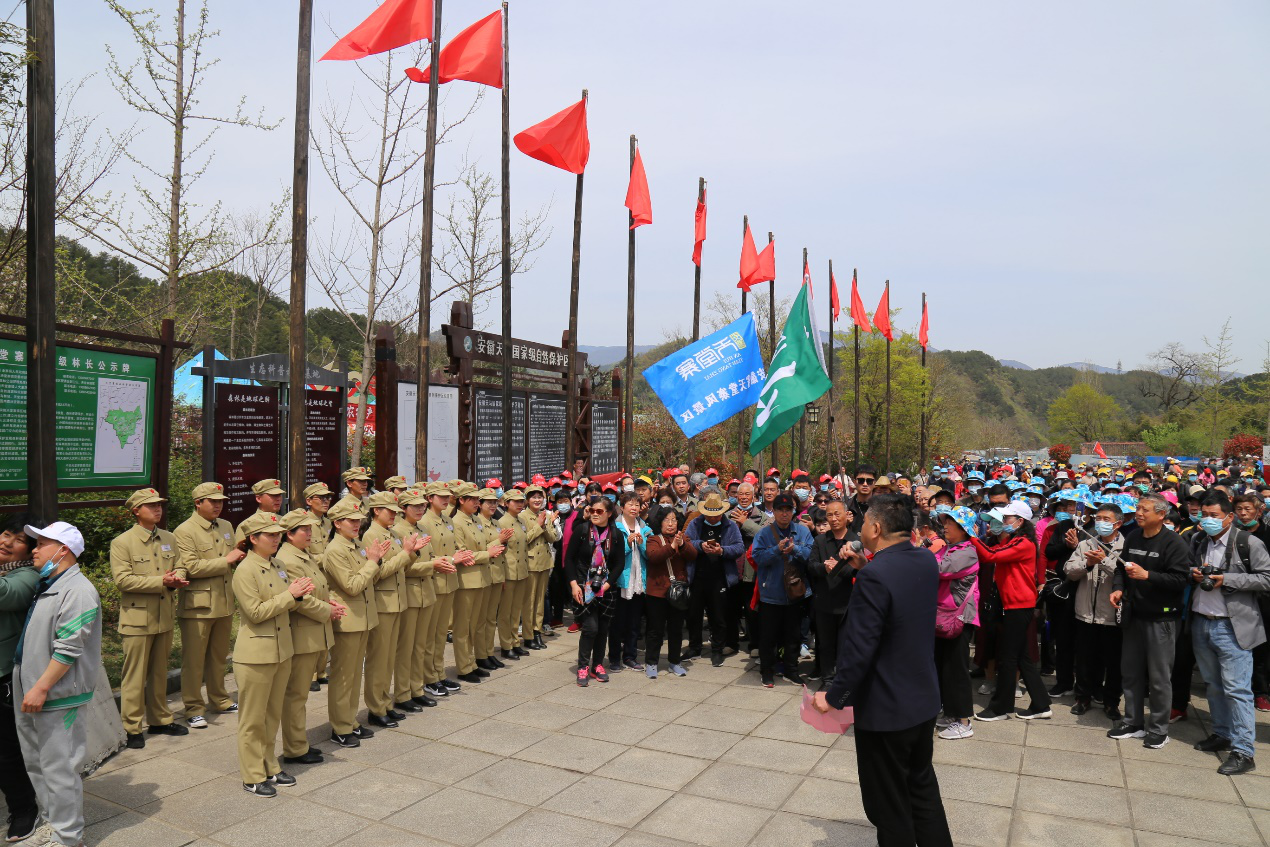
{"left": 1047, "top": 383, "right": 1124, "bottom": 442}
{"left": 1141, "top": 421, "right": 1181, "bottom": 454}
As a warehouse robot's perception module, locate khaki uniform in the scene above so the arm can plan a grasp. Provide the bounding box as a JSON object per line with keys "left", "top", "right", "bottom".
{"left": 110, "top": 523, "right": 180, "bottom": 734}
{"left": 482, "top": 515, "right": 509, "bottom": 658}
{"left": 321, "top": 534, "right": 379, "bottom": 735}
{"left": 419, "top": 510, "right": 458, "bottom": 684}
{"left": 335, "top": 493, "right": 365, "bottom": 517}
{"left": 451, "top": 510, "right": 492, "bottom": 675}
{"left": 496, "top": 512, "right": 530, "bottom": 650}
{"left": 522, "top": 508, "right": 561, "bottom": 639}
{"left": 276, "top": 542, "right": 334, "bottom": 757}
{"left": 393, "top": 517, "right": 435, "bottom": 704}
{"left": 234, "top": 509, "right": 280, "bottom": 545}
{"left": 306, "top": 512, "right": 334, "bottom": 683}
{"left": 172, "top": 514, "right": 237, "bottom": 717}
{"left": 231, "top": 550, "right": 304, "bottom": 785}
{"left": 361, "top": 521, "right": 414, "bottom": 716}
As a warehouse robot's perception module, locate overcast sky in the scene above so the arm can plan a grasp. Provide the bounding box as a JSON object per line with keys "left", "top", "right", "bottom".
{"left": 56, "top": 1, "right": 1270, "bottom": 371}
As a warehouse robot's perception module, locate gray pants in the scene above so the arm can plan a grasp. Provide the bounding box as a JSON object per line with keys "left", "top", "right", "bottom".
{"left": 1120, "top": 617, "right": 1178, "bottom": 736}
{"left": 13, "top": 667, "right": 87, "bottom": 847}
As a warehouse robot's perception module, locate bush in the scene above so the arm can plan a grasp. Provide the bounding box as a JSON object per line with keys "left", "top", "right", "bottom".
{"left": 1224, "top": 433, "right": 1265, "bottom": 460}
{"left": 1048, "top": 443, "right": 1072, "bottom": 464}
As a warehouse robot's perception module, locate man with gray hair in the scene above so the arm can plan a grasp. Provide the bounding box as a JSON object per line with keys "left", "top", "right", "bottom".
{"left": 1108, "top": 493, "right": 1192, "bottom": 750}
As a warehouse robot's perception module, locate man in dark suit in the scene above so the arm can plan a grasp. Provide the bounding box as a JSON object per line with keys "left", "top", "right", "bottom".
{"left": 813, "top": 493, "right": 952, "bottom": 847}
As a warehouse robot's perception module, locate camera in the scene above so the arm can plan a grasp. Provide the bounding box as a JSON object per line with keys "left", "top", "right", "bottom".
{"left": 1199, "top": 564, "right": 1221, "bottom": 592}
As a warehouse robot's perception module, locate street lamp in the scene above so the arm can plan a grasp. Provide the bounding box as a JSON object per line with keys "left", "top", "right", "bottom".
{"left": 806, "top": 404, "right": 821, "bottom": 424}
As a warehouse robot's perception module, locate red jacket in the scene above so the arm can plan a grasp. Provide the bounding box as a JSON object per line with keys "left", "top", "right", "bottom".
{"left": 971, "top": 536, "right": 1038, "bottom": 610}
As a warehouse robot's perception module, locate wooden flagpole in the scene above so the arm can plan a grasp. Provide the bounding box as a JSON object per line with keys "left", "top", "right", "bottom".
{"left": 287, "top": 0, "right": 313, "bottom": 505}
{"left": 414, "top": 0, "right": 443, "bottom": 481}
{"left": 624, "top": 135, "right": 636, "bottom": 473}
{"left": 564, "top": 89, "right": 588, "bottom": 471}
{"left": 884, "top": 278, "right": 891, "bottom": 471}
{"left": 499, "top": 1, "right": 513, "bottom": 484}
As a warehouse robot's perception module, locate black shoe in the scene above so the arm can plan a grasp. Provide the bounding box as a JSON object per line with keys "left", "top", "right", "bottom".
{"left": 1104, "top": 705, "right": 1123, "bottom": 722}
{"left": 220, "top": 703, "right": 239, "bottom": 713}
{"left": 126, "top": 732, "right": 146, "bottom": 749}
{"left": 476, "top": 658, "right": 497, "bottom": 671}
{"left": 1218, "top": 751, "right": 1256, "bottom": 776}
{"left": 397, "top": 701, "right": 423, "bottom": 713}
{"left": 684, "top": 647, "right": 703, "bottom": 660}
{"left": 1107, "top": 723, "right": 1145, "bottom": 739}
{"left": 412, "top": 695, "right": 438, "bottom": 708}
{"left": 711, "top": 653, "right": 724, "bottom": 667}
{"left": 474, "top": 667, "right": 491, "bottom": 678}
{"left": 1070, "top": 700, "right": 1090, "bottom": 716}
{"left": 352, "top": 725, "right": 375, "bottom": 739}
{"left": 458, "top": 671, "right": 484, "bottom": 684}
{"left": 309, "top": 681, "right": 321, "bottom": 692}
{"left": 489, "top": 656, "right": 507, "bottom": 669}
{"left": 1016, "top": 706, "right": 1053, "bottom": 720}
{"left": 441, "top": 678, "right": 462, "bottom": 692}
{"left": 761, "top": 675, "right": 775, "bottom": 688}
{"left": 368, "top": 713, "right": 398, "bottom": 728}
{"left": 330, "top": 732, "right": 360, "bottom": 748}
{"left": 148, "top": 722, "right": 189, "bottom": 736}
{"left": 269, "top": 771, "right": 297, "bottom": 786}
{"left": 782, "top": 672, "right": 805, "bottom": 686}
{"left": 514, "top": 646, "right": 531, "bottom": 657}
{"left": 1142, "top": 732, "right": 1169, "bottom": 749}
{"left": 1195, "top": 734, "right": 1233, "bottom": 753}
{"left": 282, "top": 750, "right": 324, "bottom": 765}
{"left": 425, "top": 682, "right": 449, "bottom": 697}
{"left": 447, "top": 631, "right": 453, "bottom": 643}
{"left": 969, "top": 666, "right": 986, "bottom": 679}
{"left": 316, "top": 677, "right": 329, "bottom": 684}
{"left": 501, "top": 649, "right": 521, "bottom": 661}
{"left": 1048, "top": 684, "right": 1074, "bottom": 697}
{"left": 6, "top": 806, "right": 38, "bottom": 842}
{"left": 386, "top": 708, "right": 407, "bottom": 720}
{"left": 243, "top": 781, "right": 277, "bottom": 797}
{"left": 532, "top": 635, "right": 547, "bottom": 650}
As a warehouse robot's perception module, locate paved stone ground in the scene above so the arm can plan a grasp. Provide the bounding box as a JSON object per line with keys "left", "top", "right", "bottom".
{"left": 11, "top": 629, "right": 1270, "bottom": 847}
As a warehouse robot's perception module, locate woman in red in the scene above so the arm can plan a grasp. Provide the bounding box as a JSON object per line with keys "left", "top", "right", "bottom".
{"left": 970, "top": 502, "right": 1052, "bottom": 721}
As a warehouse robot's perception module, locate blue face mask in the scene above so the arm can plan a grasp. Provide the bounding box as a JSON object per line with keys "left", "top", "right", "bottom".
{"left": 1094, "top": 520, "right": 1115, "bottom": 537}
{"left": 706, "top": 476, "right": 718, "bottom": 486}
{"left": 495, "top": 488, "right": 504, "bottom": 498}
{"left": 38, "top": 552, "right": 63, "bottom": 578}
{"left": 1238, "top": 517, "right": 1258, "bottom": 529}
{"left": 728, "top": 496, "right": 739, "bottom": 508}
{"left": 820, "top": 484, "right": 829, "bottom": 492}
{"left": 794, "top": 488, "right": 809, "bottom": 502}
{"left": 1199, "top": 516, "right": 1225, "bottom": 536}
{"left": 1055, "top": 511, "right": 1071, "bottom": 523}
{"left": 987, "top": 520, "right": 1005, "bottom": 536}
{"left": 999, "top": 521, "right": 1017, "bottom": 535}
{"left": 604, "top": 493, "right": 616, "bottom": 504}
{"left": 705, "top": 517, "right": 722, "bottom": 527}
{"left": 550, "top": 486, "right": 560, "bottom": 496}
{"left": 556, "top": 502, "right": 571, "bottom": 514}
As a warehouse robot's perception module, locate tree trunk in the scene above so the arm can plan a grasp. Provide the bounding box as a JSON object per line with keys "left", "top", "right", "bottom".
{"left": 167, "top": 0, "right": 186, "bottom": 316}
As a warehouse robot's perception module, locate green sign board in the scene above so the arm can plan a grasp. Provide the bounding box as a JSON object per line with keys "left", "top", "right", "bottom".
{"left": 0, "top": 338, "right": 156, "bottom": 491}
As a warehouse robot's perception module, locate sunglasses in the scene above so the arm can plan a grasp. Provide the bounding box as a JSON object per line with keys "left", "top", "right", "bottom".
{"left": 856, "top": 477, "right": 875, "bottom": 484}
{"left": 588, "top": 508, "right": 606, "bottom": 516}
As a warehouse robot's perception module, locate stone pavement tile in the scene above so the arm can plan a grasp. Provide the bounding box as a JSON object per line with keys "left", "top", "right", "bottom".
{"left": 441, "top": 718, "right": 550, "bottom": 755}
{"left": 542, "top": 774, "right": 673, "bottom": 828}
{"left": 1009, "top": 811, "right": 1135, "bottom": 847}
{"left": 167, "top": 734, "right": 241, "bottom": 775}
{"left": 514, "top": 734, "right": 627, "bottom": 773}
{"left": 1021, "top": 747, "right": 1123, "bottom": 787}
{"left": 701, "top": 685, "right": 791, "bottom": 714}
{"left": 672, "top": 664, "right": 747, "bottom": 686}
{"left": 720, "top": 736, "right": 827, "bottom": 775}
{"left": 1249, "top": 808, "right": 1270, "bottom": 844}
{"left": 1135, "top": 833, "right": 1254, "bottom": 847}
{"left": 932, "top": 738, "right": 1022, "bottom": 774}
{"left": 382, "top": 786, "right": 528, "bottom": 846}
{"left": 212, "top": 797, "right": 369, "bottom": 847}
{"left": 136, "top": 774, "right": 280, "bottom": 835}
{"left": 274, "top": 757, "right": 364, "bottom": 796}
{"left": 83, "top": 793, "right": 130, "bottom": 826}
{"left": 92, "top": 745, "right": 163, "bottom": 776}
{"left": 781, "top": 776, "right": 869, "bottom": 826}
{"left": 748, "top": 812, "right": 877, "bottom": 847}
{"left": 1023, "top": 721, "right": 1120, "bottom": 757}
{"left": 683, "top": 762, "right": 802, "bottom": 810}
{"left": 945, "top": 800, "right": 1013, "bottom": 847}
{"left": 443, "top": 689, "right": 526, "bottom": 718}
{"left": 637, "top": 724, "right": 743, "bottom": 761}
{"left": 1123, "top": 759, "right": 1240, "bottom": 803}
{"left": 86, "top": 756, "right": 224, "bottom": 809}
{"left": 933, "top": 763, "right": 1019, "bottom": 807}
{"left": 389, "top": 706, "right": 484, "bottom": 740}
{"left": 637, "top": 793, "right": 773, "bottom": 847}
{"left": 606, "top": 693, "right": 695, "bottom": 722}
{"left": 1118, "top": 733, "right": 1222, "bottom": 768}
{"left": 830, "top": 730, "right": 857, "bottom": 751}
{"left": 1130, "top": 791, "right": 1263, "bottom": 846}
{"left": 82, "top": 810, "right": 199, "bottom": 847}
{"left": 542, "top": 682, "right": 631, "bottom": 710}
{"left": 600, "top": 667, "right": 657, "bottom": 692}
{"left": 674, "top": 703, "right": 767, "bottom": 735}
{"left": 641, "top": 679, "right": 723, "bottom": 704}
{"left": 566, "top": 713, "right": 665, "bottom": 746}
{"left": 1014, "top": 775, "right": 1129, "bottom": 825}
{"left": 809, "top": 749, "right": 860, "bottom": 783}
{"left": 595, "top": 748, "right": 711, "bottom": 790}
{"left": 498, "top": 699, "right": 584, "bottom": 731}
{"left": 304, "top": 768, "right": 444, "bottom": 820}
{"left": 478, "top": 809, "right": 625, "bottom": 847}
{"left": 751, "top": 713, "right": 836, "bottom": 747}
{"left": 1236, "top": 774, "right": 1270, "bottom": 811}
{"left": 612, "top": 833, "right": 698, "bottom": 847}
{"left": 456, "top": 757, "right": 581, "bottom": 805}
{"left": 965, "top": 716, "right": 1027, "bottom": 745}
{"left": 332, "top": 822, "right": 454, "bottom": 847}
{"left": 315, "top": 729, "right": 426, "bottom": 766}
{"left": 480, "top": 671, "right": 567, "bottom": 698}
{"left": 379, "top": 741, "right": 500, "bottom": 784}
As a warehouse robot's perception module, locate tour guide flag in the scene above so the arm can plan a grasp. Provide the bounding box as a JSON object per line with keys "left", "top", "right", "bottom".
{"left": 643, "top": 313, "right": 765, "bottom": 439}
{"left": 749, "top": 283, "right": 832, "bottom": 455}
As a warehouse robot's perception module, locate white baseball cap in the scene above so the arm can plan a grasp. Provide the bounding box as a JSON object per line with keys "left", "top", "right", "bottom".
{"left": 986, "top": 502, "right": 1034, "bottom": 523}
{"left": 25, "top": 521, "right": 85, "bottom": 558}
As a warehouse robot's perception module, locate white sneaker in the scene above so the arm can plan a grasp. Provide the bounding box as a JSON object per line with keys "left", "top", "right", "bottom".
{"left": 938, "top": 722, "right": 974, "bottom": 740}
{"left": 977, "top": 682, "right": 993, "bottom": 696}
{"left": 799, "top": 644, "right": 812, "bottom": 660}
{"left": 188, "top": 715, "right": 208, "bottom": 729}
{"left": 1015, "top": 686, "right": 1026, "bottom": 700}
{"left": 935, "top": 714, "right": 953, "bottom": 730}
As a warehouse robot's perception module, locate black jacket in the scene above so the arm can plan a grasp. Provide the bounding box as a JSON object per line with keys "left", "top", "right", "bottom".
{"left": 808, "top": 531, "right": 858, "bottom": 615}
{"left": 565, "top": 519, "right": 626, "bottom": 588}
{"left": 1114, "top": 527, "right": 1192, "bottom": 621}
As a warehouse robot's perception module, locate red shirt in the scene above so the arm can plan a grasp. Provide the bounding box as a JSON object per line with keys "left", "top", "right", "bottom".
{"left": 971, "top": 536, "right": 1039, "bottom": 610}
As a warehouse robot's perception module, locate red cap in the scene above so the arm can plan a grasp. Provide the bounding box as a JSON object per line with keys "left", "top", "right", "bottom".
{"left": 602, "top": 482, "right": 620, "bottom": 492}
{"left": 727, "top": 478, "right": 741, "bottom": 486}
{"left": 705, "top": 467, "right": 719, "bottom": 476}
{"left": 563, "top": 479, "right": 577, "bottom": 489}
{"left": 820, "top": 474, "right": 833, "bottom": 483}
{"left": 512, "top": 481, "right": 528, "bottom": 490}
{"left": 834, "top": 480, "right": 844, "bottom": 490}
{"left": 662, "top": 468, "right": 677, "bottom": 480}
{"left": 743, "top": 473, "right": 758, "bottom": 484}
{"left": 790, "top": 469, "right": 808, "bottom": 480}
{"left": 531, "top": 474, "right": 547, "bottom": 485}
{"left": 560, "top": 471, "right": 573, "bottom": 479}
{"left": 767, "top": 467, "right": 780, "bottom": 476}
{"left": 547, "top": 477, "right": 561, "bottom": 486}
{"left": 485, "top": 478, "right": 503, "bottom": 489}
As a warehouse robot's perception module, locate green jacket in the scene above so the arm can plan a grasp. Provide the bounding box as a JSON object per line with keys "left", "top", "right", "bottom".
{"left": 0, "top": 564, "right": 40, "bottom": 677}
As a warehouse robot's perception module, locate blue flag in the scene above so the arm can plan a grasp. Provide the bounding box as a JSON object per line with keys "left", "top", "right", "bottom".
{"left": 642, "top": 313, "right": 766, "bottom": 439}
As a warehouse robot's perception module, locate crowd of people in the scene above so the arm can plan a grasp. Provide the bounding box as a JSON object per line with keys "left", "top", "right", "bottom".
{"left": 1, "top": 453, "right": 1268, "bottom": 845}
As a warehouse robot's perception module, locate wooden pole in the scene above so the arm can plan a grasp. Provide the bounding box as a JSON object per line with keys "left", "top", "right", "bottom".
{"left": 564, "top": 89, "right": 588, "bottom": 471}
{"left": 919, "top": 291, "right": 927, "bottom": 472}
{"left": 415, "top": 0, "right": 443, "bottom": 482}
{"left": 884, "top": 279, "right": 891, "bottom": 471}
{"left": 799, "top": 246, "right": 808, "bottom": 471}
{"left": 767, "top": 232, "right": 777, "bottom": 475}
{"left": 26, "top": 0, "right": 56, "bottom": 519}
{"left": 500, "top": 1, "right": 512, "bottom": 484}
{"left": 827, "top": 259, "right": 835, "bottom": 475}
{"left": 853, "top": 271, "right": 860, "bottom": 472}
{"left": 624, "top": 134, "right": 636, "bottom": 473}
{"left": 287, "top": 0, "right": 312, "bottom": 505}
{"left": 730, "top": 214, "right": 748, "bottom": 469}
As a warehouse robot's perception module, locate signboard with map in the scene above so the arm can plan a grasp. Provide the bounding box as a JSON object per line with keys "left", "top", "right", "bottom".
{"left": 0, "top": 337, "right": 156, "bottom": 491}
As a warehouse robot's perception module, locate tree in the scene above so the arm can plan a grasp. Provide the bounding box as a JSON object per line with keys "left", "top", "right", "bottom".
{"left": 1139, "top": 342, "right": 1202, "bottom": 415}
{"left": 1223, "top": 433, "right": 1263, "bottom": 461}
{"left": 1047, "top": 383, "right": 1122, "bottom": 442}
{"left": 1048, "top": 444, "right": 1072, "bottom": 464}
{"left": 1200, "top": 319, "right": 1240, "bottom": 454}
{"left": 219, "top": 205, "right": 288, "bottom": 358}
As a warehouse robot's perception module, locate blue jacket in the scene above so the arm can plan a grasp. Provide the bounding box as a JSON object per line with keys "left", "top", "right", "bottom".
{"left": 613, "top": 519, "right": 653, "bottom": 591}
{"left": 684, "top": 516, "right": 744, "bottom": 586}
{"left": 750, "top": 520, "right": 813, "bottom": 603}
{"left": 825, "top": 541, "right": 942, "bottom": 732}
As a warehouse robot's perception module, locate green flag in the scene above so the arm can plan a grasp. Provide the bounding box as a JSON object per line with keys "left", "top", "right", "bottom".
{"left": 749, "top": 282, "right": 831, "bottom": 455}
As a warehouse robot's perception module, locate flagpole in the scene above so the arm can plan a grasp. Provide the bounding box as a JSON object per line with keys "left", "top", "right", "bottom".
{"left": 767, "top": 231, "right": 777, "bottom": 474}
{"left": 287, "top": 0, "right": 313, "bottom": 506}
{"left": 919, "top": 291, "right": 927, "bottom": 472}
{"left": 798, "top": 246, "right": 808, "bottom": 470}
{"left": 853, "top": 269, "right": 860, "bottom": 472}
{"left": 414, "top": 0, "right": 443, "bottom": 482}
{"left": 884, "top": 279, "right": 891, "bottom": 472}
{"left": 826, "top": 258, "right": 834, "bottom": 477}
{"left": 499, "top": 1, "right": 513, "bottom": 485}
{"left": 733, "top": 213, "right": 747, "bottom": 469}
{"left": 624, "top": 134, "right": 636, "bottom": 473}
{"left": 564, "top": 88, "right": 587, "bottom": 472}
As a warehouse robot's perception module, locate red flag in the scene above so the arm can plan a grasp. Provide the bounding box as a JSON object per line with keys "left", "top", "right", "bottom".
{"left": 322, "top": 0, "right": 433, "bottom": 62}
{"left": 755, "top": 241, "right": 775, "bottom": 284}
{"left": 873, "top": 286, "right": 893, "bottom": 341}
{"left": 918, "top": 300, "right": 930, "bottom": 349}
{"left": 849, "top": 270, "right": 871, "bottom": 332}
{"left": 625, "top": 148, "right": 652, "bottom": 229}
{"left": 802, "top": 259, "right": 813, "bottom": 295}
{"left": 737, "top": 225, "right": 759, "bottom": 292}
{"left": 405, "top": 9, "right": 502, "bottom": 87}
{"left": 692, "top": 190, "right": 706, "bottom": 266}
{"left": 829, "top": 270, "right": 841, "bottom": 322}
{"left": 1094, "top": 442, "right": 1107, "bottom": 459}
{"left": 514, "top": 98, "right": 589, "bottom": 174}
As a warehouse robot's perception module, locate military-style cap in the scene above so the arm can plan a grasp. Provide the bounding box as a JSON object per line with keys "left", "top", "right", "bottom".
{"left": 303, "top": 482, "right": 333, "bottom": 499}
{"left": 239, "top": 511, "right": 284, "bottom": 536}
{"left": 424, "top": 481, "right": 452, "bottom": 497}
{"left": 477, "top": 487, "right": 498, "bottom": 501}
{"left": 192, "top": 482, "right": 228, "bottom": 501}
{"left": 399, "top": 487, "right": 428, "bottom": 506}
{"left": 524, "top": 484, "right": 545, "bottom": 497}
{"left": 366, "top": 491, "right": 403, "bottom": 513}
{"left": 126, "top": 488, "right": 166, "bottom": 510}
{"left": 503, "top": 488, "right": 526, "bottom": 502}
{"left": 279, "top": 509, "right": 319, "bottom": 532}
{"left": 383, "top": 475, "right": 408, "bottom": 490}
{"left": 251, "top": 478, "right": 285, "bottom": 496}
{"left": 455, "top": 482, "right": 479, "bottom": 498}
{"left": 341, "top": 466, "right": 373, "bottom": 483}
{"left": 326, "top": 500, "right": 363, "bottom": 522}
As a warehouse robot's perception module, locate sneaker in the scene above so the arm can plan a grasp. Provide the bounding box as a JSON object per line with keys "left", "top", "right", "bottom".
{"left": 329, "top": 732, "right": 360, "bottom": 748}
{"left": 147, "top": 722, "right": 189, "bottom": 736}
{"left": 799, "top": 644, "right": 812, "bottom": 660}
{"left": 1256, "top": 696, "right": 1270, "bottom": 713}
{"left": 1015, "top": 686, "right": 1025, "bottom": 700}
{"left": 187, "top": 715, "right": 208, "bottom": 730}
{"left": 268, "top": 771, "right": 297, "bottom": 786}
{"left": 441, "top": 679, "right": 462, "bottom": 692}
{"left": 6, "top": 807, "right": 38, "bottom": 843}
{"left": 425, "top": 682, "right": 449, "bottom": 698}
{"left": 567, "top": 622, "right": 580, "bottom": 633}
{"left": 1107, "top": 723, "right": 1146, "bottom": 740}
{"left": 1142, "top": 732, "right": 1169, "bottom": 749}
{"left": 935, "top": 714, "right": 953, "bottom": 730}
{"left": 592, "top": 664, "right": 609, "bottom": 683}
{"left": 1169, "top": 707, "right": 1187, "bottom": 723}
{"left": 974, "top": 709, "right": 1010, "bottom": 722}
{"left": 938, "top": 721, "right": 974, "bottom": 740}
{"left": 576, "top": 667, "right": 589, "bottom": 687}
{"left": 622, "top": 658, "right": 644, "bottom": 671}
{"left": 243, "top": 782, "right": 277, "bottom": 798}
{"left": 646, "top": 665, "right": 658, "bottom": 679}
{"left": 351, "top": 725, "right": 374, "bottom": 739}
{"left": 977, "top": 682, "right": 993, "bottom": 696}
{"left": 711, "top": 653, "right": 724, "bottom": 667}
{"left": 761, "top": 675, "right": 775, "bottom": 689}
{"left": 220, "top": 703, "right": 239, "bottom": 713}
{"left": 1104, "top": 705, "right": 1123, "bottom": 722}
{"left": 1070, "top": 700, "right": 1090, "bottom": 716}
{"left": 669, "top": 663, "right": 687, "bottom": 677}
{"left": 1016, "top": 706, "right": 1052, "bottom": 720}
{"left": 1048, "top": 685, "right": 1074, "bottom": 697}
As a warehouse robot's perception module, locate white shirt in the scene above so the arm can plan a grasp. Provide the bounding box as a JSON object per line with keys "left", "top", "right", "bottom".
{"left": 1191, "top": 527, "right": 1230, "bottom": 618}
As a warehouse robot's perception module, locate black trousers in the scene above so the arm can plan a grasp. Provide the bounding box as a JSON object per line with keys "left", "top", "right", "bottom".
{"left": 0, "top": 674, "right": 37, "bottom": 814}
{"left": 1253, "top": 598, "right": 1270, "bottom": 697}
{"left": 814, "top": 605, "right": 846, "bottom": 678}
{"left": 687, "top": 569, "right": 728, "bottom": 656}
{"left": 759, "top": 600, "right": 803, "bottom": 678}
{"left": 1044, "top": 591, "right": 1077, "bottom": 689}
{"left": 933, "top": 626, "right": 974, "bottom": 720}
{"left": 989, "top": 608, "right": 1050, "bottom": 714}
{"left": 546, "top": 565, "right": 569, "bottom": 625}
{"left": 577, "top": 604, "right": 613, "bottom": 670}
{"left": 1172, "top": 624, "right": 1196, "bottom": 711}
{"left": 608, "top": 594, "right": 643, "bottom": 665}
{"left": 855, "top": 717, "right": 953, "bottom": 847}
{"left": 724, "top": 580, "right": 756, "bottom": 651}
{"left": 1073, "top": 620, "right": 1122, "bottom": 707}
{"left": 644, "top": 594, "right": 685, "bottom": 667}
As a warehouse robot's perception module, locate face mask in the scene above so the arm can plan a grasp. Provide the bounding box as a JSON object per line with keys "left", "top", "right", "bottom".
{"left": 1137, "top": 484, "right": 1151, "bottom": 495}
{"left": 556, "top": 503, "right": 571, "bottom": 514}
{"left": 728, "top": 496, "right": 739, "bottom": 508}
{"left": 495, "top": 488, "right": 504, "bottom": 498}
{"left": 1055, "top": 511, "right": 1071, "bottom": 523}
{"left": 604, "top": 494, "right": 616, "bottom": 504}
{"left": 706, "top": 476, "right": 718, "bottom": 486}
{"left": 705, "top": 518, "right": 721, "bottom": 527}
{"left": 1188, "top": 475, "right": 1197, "bottom": 481}
{"left": 1094, "top": 520, "right": 1115, "bottom": 537}
{"left": 1164, "top": 522, "right": 1176, "bottom": 531}
{"left": 928, "top": 508, "right": 940, "bottom": 519}
{"left": 794, "top": 489, "right": 809, "bottom": 502}
{"left": 622, "top": 485, "right": 634, "bottom": 493}
{"left": 968, "top": 485, "right": 981, "bottom": 495}
{"left": 1199, "top": 516, "right": 1225, "bottom": 536}
{"left": 1263, "top": 498, "right": 1270, "bottom": 509}
{"left": 987, "top": 520, "right": 1005, "bottom": 536}
{"left": 1028, "top": 498, "right": 1042, "bottom": 510}
{"left": 39, "top": 551, "right": 64, "bottom": 579}
{"left": 999, "top": 521, "right": 1017, "bottom": 535}
{"left": 820, "top": 484, "right": 829, "bottom": 492}
{"left": 1238, "top": 517, "right": 1258, "bottom": 529}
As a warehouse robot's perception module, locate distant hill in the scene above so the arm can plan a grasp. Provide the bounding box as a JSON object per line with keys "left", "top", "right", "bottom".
{"left": 580, "top": 344, "right": 657, "bottom": 367}
{"left": 997, "top": 359, "right": 1033, "bottom": 371}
